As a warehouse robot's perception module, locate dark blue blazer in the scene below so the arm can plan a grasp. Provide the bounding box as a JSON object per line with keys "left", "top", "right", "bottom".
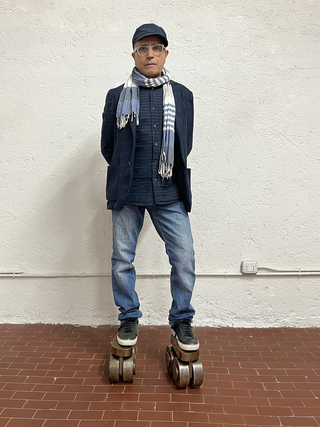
{"left": 101, "top": 81, "right": 194, "bottom": 211}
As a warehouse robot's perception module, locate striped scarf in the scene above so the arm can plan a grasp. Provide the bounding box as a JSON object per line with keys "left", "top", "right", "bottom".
{"left": 116, "top": 67, "right": 176, "bottom": 179}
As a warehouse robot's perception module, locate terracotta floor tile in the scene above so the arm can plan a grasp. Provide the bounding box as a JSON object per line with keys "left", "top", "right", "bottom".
{"left": 258, "top": 406, "right": 293, "bottom": 416}
{"left": 0, "top": 408, "right": 37, "bottom": 418}
{"left": 207, "top": 412, "right": 245, "bottom": 424}
{"left": 0, "top": 325, "right": 319, "bottom": 427}
{"left": 106, "top": 392, "right": 139, "bottom": 402}
{"left": 174, "top": 410, "right": 208, "bottom": 423}
{"left": 13, "top": 391, "right": 46, "bottom": 401}
{"left": 203, "top": 395, "right": 236, "bottom": 405}
{"left": 279, "top": 416, "right": 319, "bottom": 426}
{"left": 43, "top": 421, "right": 80, "bottom": 427}
{"left": 293, "top": 407, "right": 320, "bottom": 417}
{"left": 223, "top": 404, "right": 259, "bottom": 415}
{"left": 139, "top": 410, "right": 172, "bottom": 421}
{"left": 152, "top": 422, "right": 188, "bottom": 427}
{"left": 0, "top": 399, "right": 25, "bottom": 409}
{"left": 68, "top": 409, "right": 104, "bottom": 420}
{"left": 302, "top": 398, "right": 320, "bottom": 407}
{"left": 115, "top": 421, "right": 151, "bottom": 427}
{"left": 32, "top": 384, "right": 64, "bottom": 392}
{"left": 189, "top": 402, "right": 223, "bottom": 413}
{"left": 171, "top": 393, "right": 204, "bottom": 403}
{"left": 78, "top": 422, "right": 114, "bottom": 427}
{"left": 86, "top": 401, "right": 111, "bottom": 411}
{"left": 243, "top": 414, "right": 281, "bottom": 425}
{"left": 34, "top": 409, "right": 70, "bottom": 419}
{"left": 188, "top": 424, "right": 222, "bottom": 427}
{"left": 24, "top": 401, "right": 58, "bottom": 410}
{"left": 43, "top": 392, "right": 77, "bottom": 401}
{"left": 103, "top": 409, "right": 138, "bottom": 421}
{"left": 2, "top": 383, "right": 35, "bottom": 392}
{"left": 5, "top": 420, "right": 44, "bottom": 427}
{"left": 156, "top": 401, "right": 189, "bottom": 412}
{"left": 139, "top": 393, "right": 171, "bottom": 402}
{"left": 122, "top": 401, "right": 156, "bottom": 411}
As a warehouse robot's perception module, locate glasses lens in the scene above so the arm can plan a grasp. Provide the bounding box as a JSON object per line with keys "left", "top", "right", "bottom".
{"left": 152, "top": 44, "right": 164, "bottom": 54}
{"left": 137, "top": 46, "right": 148, "bottom": 55}
{"left": 136, "top": 44, "right": 164, "bottom": 55}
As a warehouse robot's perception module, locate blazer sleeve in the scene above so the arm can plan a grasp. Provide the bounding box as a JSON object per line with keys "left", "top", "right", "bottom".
{"left": 101, "top": 89, "right": 118, "bottom": 165}
{"left": 186, "top": 90, "right": 194, "bottom": 156}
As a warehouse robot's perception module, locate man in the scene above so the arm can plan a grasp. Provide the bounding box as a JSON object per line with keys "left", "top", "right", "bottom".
{"left": 101, "top": 23, "right": 199, "bottom": 351}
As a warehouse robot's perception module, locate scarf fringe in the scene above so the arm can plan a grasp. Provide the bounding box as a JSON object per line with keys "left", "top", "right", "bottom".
{"left": 158, "top": 151, "right": 173, "bottom": 179}
{"left": 158, "top": 163, "right": 173, "bottom": 179}
{"left": 117, "top": 112, "right": 139, "bottom": 129}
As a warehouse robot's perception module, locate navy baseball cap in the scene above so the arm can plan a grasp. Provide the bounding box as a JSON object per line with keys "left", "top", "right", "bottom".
{"left": 132, "top": 23, "right": 168, "bottom": 48}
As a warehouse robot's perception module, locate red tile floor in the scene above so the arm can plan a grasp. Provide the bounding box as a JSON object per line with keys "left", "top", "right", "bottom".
{"left": 0, "top": 324, "right": 319, "bottom": 427}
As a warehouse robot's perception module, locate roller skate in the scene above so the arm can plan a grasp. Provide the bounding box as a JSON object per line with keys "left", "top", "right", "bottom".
{"left": 166, "top": 321, "right": 203, "bottom": 388}
{"left": 109, "top": 318, "right": 138, "bottom": 383}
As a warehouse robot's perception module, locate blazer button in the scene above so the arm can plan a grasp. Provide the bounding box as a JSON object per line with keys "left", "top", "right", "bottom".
{"left": 128, "top": 161, "right": 131, "bottom": 166}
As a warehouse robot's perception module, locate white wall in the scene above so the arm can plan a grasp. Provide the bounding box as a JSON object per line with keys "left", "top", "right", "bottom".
{"left": 1, "top": 0, "right": 319, "bottom": 327}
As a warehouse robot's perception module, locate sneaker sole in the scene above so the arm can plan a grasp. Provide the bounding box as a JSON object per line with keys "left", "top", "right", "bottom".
{"left": 117, "top": 336, "right": 138, "bottom": 346}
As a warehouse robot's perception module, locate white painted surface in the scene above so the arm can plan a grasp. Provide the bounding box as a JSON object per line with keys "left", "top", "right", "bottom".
{"left": 1, "top": 0, "right": 319, "bottom": 326}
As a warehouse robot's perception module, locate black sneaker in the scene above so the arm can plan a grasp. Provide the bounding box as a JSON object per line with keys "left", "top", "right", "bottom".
{"left": 171, "top": 320, "right": 199, "bottom": 351}
{"left": 117, "top": 318, "right": 138, "bottom": 346}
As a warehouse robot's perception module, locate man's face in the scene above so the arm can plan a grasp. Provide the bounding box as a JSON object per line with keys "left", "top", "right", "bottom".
{"left": 132, "top": 35, "right": 168, "bottom": 79}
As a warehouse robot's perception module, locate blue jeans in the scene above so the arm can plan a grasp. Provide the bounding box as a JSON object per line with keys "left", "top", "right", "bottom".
{"left": 111, "top": 202, "right": 196, "bottom": 325}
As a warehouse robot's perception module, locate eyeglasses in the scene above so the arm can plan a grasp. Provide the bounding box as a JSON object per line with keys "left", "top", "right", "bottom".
{"left": 133, "top": 44, "right": 166, "bottom": 56}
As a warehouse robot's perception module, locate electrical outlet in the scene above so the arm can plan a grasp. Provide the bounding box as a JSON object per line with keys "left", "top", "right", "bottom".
{"left": 241, "top": 261, "right": 258, "bottom": 274}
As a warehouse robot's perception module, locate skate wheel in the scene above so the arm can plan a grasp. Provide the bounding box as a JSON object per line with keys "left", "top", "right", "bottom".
{"left": 122, "top": 355, "right": 134, "bottom": 382}
{"left": 165, "top": 346, "right": 175, "bottom": 375}
{"left": 109, "top": 354, "right": 120, "bottom": 383}
{"left": 191, "top": 358, "right": 203, "bottom": 387}
{"left": 172, "top": 357, "right": 190, "bottom": 388}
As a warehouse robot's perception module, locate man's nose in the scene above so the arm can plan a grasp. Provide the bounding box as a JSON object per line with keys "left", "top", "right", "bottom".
{"left": 146, "top": 47, "right": 154, "bottom": 57}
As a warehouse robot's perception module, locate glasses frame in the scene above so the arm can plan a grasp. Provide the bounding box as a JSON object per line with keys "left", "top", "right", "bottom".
{"left": 133, "top": 43, "right": 166, "bottom": 56}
